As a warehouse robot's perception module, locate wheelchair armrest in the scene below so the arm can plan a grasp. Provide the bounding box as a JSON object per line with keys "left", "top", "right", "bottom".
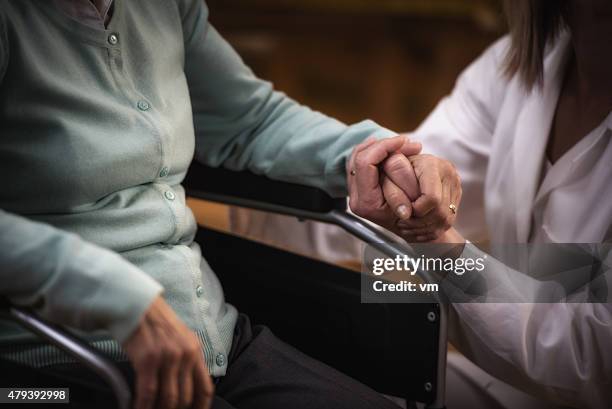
{"left": 184, "top": 161, "right": 346, "bottom": 213}
{"left": 183, "top": 161, "right": 443, "bottom": 290}
{"left": 0, "top": 299, "right": 131, "bottom": 409}
{"left": 184, "top": 162, "right": 449, "bottom": 408}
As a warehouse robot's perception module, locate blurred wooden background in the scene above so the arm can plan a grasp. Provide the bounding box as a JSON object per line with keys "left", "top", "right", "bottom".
{"left": 206, "top": 0, "right": 504, "bottom": 130}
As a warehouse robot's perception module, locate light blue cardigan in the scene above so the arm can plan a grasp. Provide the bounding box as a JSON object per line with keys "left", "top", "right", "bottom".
{"left": 0, "top": 0, "right": 393, "bottom": 375}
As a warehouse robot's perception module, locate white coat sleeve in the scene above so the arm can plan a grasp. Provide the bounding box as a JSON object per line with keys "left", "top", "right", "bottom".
{"left": 448, "top": 244, "right": 612, "bottom": 409}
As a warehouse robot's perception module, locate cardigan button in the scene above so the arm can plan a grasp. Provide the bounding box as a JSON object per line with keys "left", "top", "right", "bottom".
{"left": 108, "top": 33, "right": 119, "bottom": 45}
{"left": 164, "top": 190, "right": 176, "bottom": 201}
{"left": 137, "top": 100, "right": 150, "bottom": 111}
{"left": 215, "top": 353, "right": 226, "bottom": 367}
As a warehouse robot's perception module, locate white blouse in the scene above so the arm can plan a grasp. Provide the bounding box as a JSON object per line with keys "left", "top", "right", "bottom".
{"left": 531, "top": 115, "right": 612, "bottom": 244}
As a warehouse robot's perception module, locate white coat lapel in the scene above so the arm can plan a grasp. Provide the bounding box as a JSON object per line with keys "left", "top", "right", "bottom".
{"left": 511, "top": 34, "right": 570, "bottom": 242}
{"left": 534, "top": 113, "right": 612, "bottom": 207}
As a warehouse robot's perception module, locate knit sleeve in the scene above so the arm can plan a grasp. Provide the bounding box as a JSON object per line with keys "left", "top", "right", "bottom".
{"left": 178, "top": 0, "right": 394, "bottom": 197}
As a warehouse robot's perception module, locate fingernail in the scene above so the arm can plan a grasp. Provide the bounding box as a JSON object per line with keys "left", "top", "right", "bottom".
{"left": 396, "top": 205, "right": 410, "bottom": 220}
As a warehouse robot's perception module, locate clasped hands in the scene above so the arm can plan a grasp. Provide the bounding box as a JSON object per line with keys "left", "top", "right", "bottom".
{"left": 347, "top": 135, "right": 462, "bottom": 243}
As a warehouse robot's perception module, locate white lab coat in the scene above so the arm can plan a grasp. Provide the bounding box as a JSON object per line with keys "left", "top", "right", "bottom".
{"left": 230, "top": 32, "right": 612, "bottom": 408}
{"left": 409, "top": 33, "right": 612, "bottom": 408}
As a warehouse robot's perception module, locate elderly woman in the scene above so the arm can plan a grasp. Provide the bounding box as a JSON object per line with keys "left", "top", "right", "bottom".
{"left": 0, "top": 1, "right": 462, "bottom": 409}
{"left": 234, "top": 0, "right": 612, "bottom": 408}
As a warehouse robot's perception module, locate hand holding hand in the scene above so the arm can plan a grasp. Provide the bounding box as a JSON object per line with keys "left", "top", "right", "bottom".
{"left": 122, "top": 296, "right": 214, "bottom": 409}
{"left": 346, "top": 135, "right": 421, "bottom": 233}
{"left": 396, "top": 154, "right": 462, "bottom": 242}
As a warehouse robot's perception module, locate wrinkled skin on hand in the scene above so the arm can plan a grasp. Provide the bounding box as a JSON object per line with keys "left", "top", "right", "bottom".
{"left": 123, "top": 296, "right": 214, "bottom": 409}
{"left": 347, "top": 136, "right": 462, "bottom": 242}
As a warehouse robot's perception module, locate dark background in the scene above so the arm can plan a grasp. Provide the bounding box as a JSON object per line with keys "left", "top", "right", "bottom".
{"left": 207, "top": 0, "right": 504, "bottom": 132}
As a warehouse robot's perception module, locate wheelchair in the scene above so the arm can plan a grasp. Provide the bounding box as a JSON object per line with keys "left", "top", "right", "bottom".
{"left": 0, "top": 161, "right": 448, "bottom": 409}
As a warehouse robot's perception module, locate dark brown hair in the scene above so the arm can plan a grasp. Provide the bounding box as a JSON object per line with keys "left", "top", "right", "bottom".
{"left": 503, "top": 0, "right": 568, "bottom": 90}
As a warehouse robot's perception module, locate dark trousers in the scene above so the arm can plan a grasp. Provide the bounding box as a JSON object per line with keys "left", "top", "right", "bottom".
{"left": 4, "top": 314, "right": 402, "bottom": 409}
{"left": 212, "top": 314, "right": 401, "bottom": 409}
